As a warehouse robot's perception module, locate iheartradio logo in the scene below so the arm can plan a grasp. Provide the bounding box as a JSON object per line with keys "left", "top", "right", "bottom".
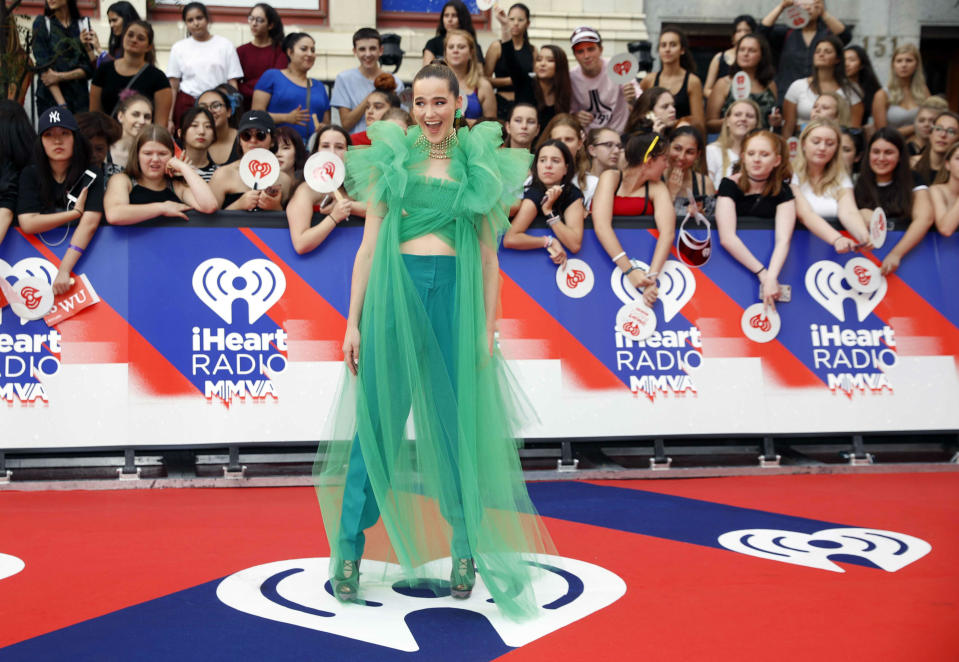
{"left": 610, "top": 259, "right": 695, "bottom": 322}
{"left": 217, "top": 555, "right": 625, "bottom": 652}
{"left": 0, "top": 258, "right": 58, "bottom": 325}
{"left": 718, "top": 527, "right": 930, "bottom": 573}
{"left": 805, "top": 260, "right": 886, "bottom": 322}
{"left": 192, "top": 258, "right": 286, "bottom": 324}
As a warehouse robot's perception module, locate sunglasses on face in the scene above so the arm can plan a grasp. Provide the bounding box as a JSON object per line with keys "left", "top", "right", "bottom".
{"left": 240, "top": 129, "right": 269, "bottom": 142}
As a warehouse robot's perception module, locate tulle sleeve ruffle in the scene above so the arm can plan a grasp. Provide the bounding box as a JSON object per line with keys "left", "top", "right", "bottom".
{"left": 344, "top": 121, "right": 411, "bottom": 211}
{"left": 449, "top": 121, "right": 533, "bottom": 243}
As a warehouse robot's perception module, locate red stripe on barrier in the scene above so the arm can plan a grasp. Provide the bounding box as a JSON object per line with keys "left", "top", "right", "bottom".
{"left": 873, "top": 275, "right": 959, "bottom": 361}
{"left": 653, "top": 231, "right": 821, "bottom": 388}
{"left": 499, "top": 272, "right": 625, "bottom": 390}
{"left": 239, "top": 228, "right": 347, "bottom": 361}
{"left": 20, "top": 232, "right": 198, "bottom": 396}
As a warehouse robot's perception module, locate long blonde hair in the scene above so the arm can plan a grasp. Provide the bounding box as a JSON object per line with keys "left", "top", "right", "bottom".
{"left": 793, "top": 119, "right": 846, "bottom": 197}
{"left": 716, "top": 98, "right": 761, "bottom": 178}
{"left": 886, "top": 43, "right": 929, "bottom": 106}
{"left": 444, "top": 29, "right": 482, "bottom": 92}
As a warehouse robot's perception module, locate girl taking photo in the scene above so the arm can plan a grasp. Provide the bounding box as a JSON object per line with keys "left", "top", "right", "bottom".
{"left": 715, "top": 130, "right": 796, "bottom": 310}
{"left": 591, "top": 133, "right": 676, "bottom": 308}
{"left": 104, "top": 125, "right": 217, "bottom": 225}
{"left": 504, "top": 139, "right": 585, "bottom": 263}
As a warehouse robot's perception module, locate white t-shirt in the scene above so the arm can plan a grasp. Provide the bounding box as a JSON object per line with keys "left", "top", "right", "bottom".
{"left": 791, "top": 173, "right": 853, "bottom": 218}
{"left": 784, "top": 78, "right": 862, "bottom": 125}
{"left": 706, "top": 143, "right": 738, "bottom": 189}
{"left": 330, "top": 67, "right": 405, "bottom": 134}
{"left": 167, "top": 35, "right": 244, "bottom": 98}
{"left": 574, "top": 173, "right": 599, "bottom": 211}
{"left": 570, "top": 59, "right": 629, "bottom": 133}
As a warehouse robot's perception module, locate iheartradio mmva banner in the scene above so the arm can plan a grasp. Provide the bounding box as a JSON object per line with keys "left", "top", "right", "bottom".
{"left": 1, "top": 219, "right": 958, "bottom": 449}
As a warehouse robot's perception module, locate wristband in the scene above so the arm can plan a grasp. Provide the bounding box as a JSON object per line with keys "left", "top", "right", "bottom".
{"left": 646, "top": 271, "right": 659, "bottom": 280}
{"left": 623, "top": 265, "right": 640, "bottom": 276}
{"left": 832, "top": 235, "right": 844, "bottom": 247}
{"left": 68, "top": 244, "right": 84, "bottom": 255}
{"left": 611, "top": 251, "right": 626, "bottom": 262}
{"left": 753, "top": 265, "right": 766, "bottom": 275}
{"left": 543, "top": 235, "right": 554, "bottom": 250}
{"left": 545, "top": 214, "right": 560, "bottom": 227}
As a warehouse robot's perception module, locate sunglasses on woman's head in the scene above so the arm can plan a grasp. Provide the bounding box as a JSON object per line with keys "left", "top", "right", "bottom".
{"left": 240, "top": 129, "right": 269, "bottom": 142}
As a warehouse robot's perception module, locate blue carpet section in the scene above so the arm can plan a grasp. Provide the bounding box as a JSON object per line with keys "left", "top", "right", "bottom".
{"left": 0, "top": 580, "right": 513, "bottom": 662}
{"left": 526, "top": 481, "right": 858, "bottom": 549}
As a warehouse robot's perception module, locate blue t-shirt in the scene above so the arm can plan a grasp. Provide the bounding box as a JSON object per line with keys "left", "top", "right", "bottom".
{"left": 330, "top": 68, "right": 405, "bottom": 134}
{"left": 254, "top": 69, "right": 331, "bottom": 144}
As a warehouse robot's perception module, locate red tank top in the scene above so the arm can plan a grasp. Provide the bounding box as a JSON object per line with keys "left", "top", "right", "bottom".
{"left": 612, "top": 179, "right": 654, "bottom": 216}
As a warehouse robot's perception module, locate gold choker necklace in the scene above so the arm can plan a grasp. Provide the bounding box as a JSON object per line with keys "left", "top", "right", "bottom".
{"left": 414, "top": 129, "right": 458, "bottom": 159}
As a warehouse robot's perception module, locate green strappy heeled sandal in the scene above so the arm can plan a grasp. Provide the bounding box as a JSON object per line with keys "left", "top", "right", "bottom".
{"left": 332, "top": 559, "right": 360, "bottom": 602}
{"left": 450, "top": 557, "right": 475, "bottom": 599}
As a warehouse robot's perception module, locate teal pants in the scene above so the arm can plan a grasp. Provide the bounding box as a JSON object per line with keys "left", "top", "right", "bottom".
{"left": 337, "top": 254, "right": 470, "bottom": 561}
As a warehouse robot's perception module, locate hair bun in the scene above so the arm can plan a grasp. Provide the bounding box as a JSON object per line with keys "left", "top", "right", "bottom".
{"left": 374, "top": 73, "right": 397, "bottom": 93}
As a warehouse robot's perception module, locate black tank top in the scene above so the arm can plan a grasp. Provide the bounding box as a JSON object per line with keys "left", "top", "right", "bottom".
{"left": 494, "top": 40, "right": 533, "bottom": 95}
{"left": 130, "top": 182, "right": 181, "bottom": 205}
{"left": 654, "top": 69, "right": 692, "bottom": 120}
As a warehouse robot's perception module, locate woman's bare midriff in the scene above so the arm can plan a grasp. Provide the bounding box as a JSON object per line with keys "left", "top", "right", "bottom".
{"left": 400, "top": 232, "right": 456, "bottom": 256}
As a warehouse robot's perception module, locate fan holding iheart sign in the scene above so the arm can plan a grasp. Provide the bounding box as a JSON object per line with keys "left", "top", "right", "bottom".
{"left": 209, "top": 110, "right": 292, "bottom": 211}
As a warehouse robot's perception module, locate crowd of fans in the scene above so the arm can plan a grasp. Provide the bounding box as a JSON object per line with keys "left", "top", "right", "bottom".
{"left": 1, "top": 0, "right": 957, "bottom": 309}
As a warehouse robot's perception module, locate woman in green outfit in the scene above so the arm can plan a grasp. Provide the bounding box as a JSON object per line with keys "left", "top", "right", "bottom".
{"left": 315, "top": 64, "right": 554, "bottom": 621}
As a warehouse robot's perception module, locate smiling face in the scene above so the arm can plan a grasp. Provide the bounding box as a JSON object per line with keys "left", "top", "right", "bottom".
{"left": 41, "top": 127, "right": 74, "bottom": 163}
{"left": 444, "top": 34, "right": 471, "bottom": 68}
{"left": 742, "top": 135, "right": 781, "bottom": 180}
{"left": 535, "top": 47, "right": 556, "bottom": 80}
{"left": 726, "top": 101, "right": 758, "bottom": 139}
{"left": 317, "top": 129, "right": 348, "bottom": 159}
{"left": 287, "top": 36, "right": 316, "bottom": 74}
{"left": 506, "top": 106, "right": 539, "bottom": 148}
{"left": 197, "top": 92, "right": 228, "bottom": 129}
{"left": 412, "top": 76, "right": 459, "bottom": 145}
{"left": 802, "top": 126, "right": 839, "bottom": 170}
{"left": 572, "top": 42, "right": 603, "bottom": 77}
{"left": 353, "top": 38, "right": 382, "bottom": 71}
{"left": 184, "top": 8, "right": 209, "bottom": 40}
{"left": 868, "top": 138, "right": 900, "bottom": 182}
{"left": 184, "top": 113, "right": 214, "bottom": 149}
{"left": 118, "top": 100, "right": 152, "bottom": 139}
{"left": 137, "top": 140, "right": 173, "bottom": 180}
{"left": 537, "top": 145, "right": 567, "bottom": 186}
{"left": 668, "top": 134, "right": 700, "bottom": 171}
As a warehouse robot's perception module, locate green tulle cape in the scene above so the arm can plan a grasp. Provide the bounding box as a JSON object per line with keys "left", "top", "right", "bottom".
{"left": 314, "top": 121, "right": 555, "bottom": 620}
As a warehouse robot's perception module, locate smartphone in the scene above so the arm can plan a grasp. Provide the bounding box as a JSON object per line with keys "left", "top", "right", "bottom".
{"left": 759, "top": 283, "right": 791, "bottom": 302}
{"left": 66, "top": 170, "right": 97, "bottom": 210}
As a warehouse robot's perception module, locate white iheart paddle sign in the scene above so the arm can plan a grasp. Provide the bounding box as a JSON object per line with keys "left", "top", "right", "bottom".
{"left": 0, "top": 276, "right": 55, "bottom": 321}
{"left": 304, "top": 152, "right": 346, "bottom": 195}
{"left": 787, "top": 136, "right": 800, "bottom": 161}
{"left": 610, "top": 259, "right": 695, "bottom": 323}
{"left": 476, "top": 0, "right": 494, "bottom": 11}
{"left": 239, "top": 148, "right": 280, "bottom": 190}
{"left": 616, "top": 300, "right": 657, "bottom": 341}
{"left": 843, "top": 257, "right": 883, "bottom": 295}
{"left": 870, "top": 207, "right": 888, "bottom": 250}
{"left": 557, "top": 258, "right": 594, "bottom": 299}
{"left": 607, "top": 52, "right": 638, "bottom": 85}
{"left": 741, "top": 302, "right": 781, "bottom": 343}
{"left": 731, "top": 71, "right": 752, "bottom": 101}
{"left": 782, "top": 4, "right": 810, "bottom": 28}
